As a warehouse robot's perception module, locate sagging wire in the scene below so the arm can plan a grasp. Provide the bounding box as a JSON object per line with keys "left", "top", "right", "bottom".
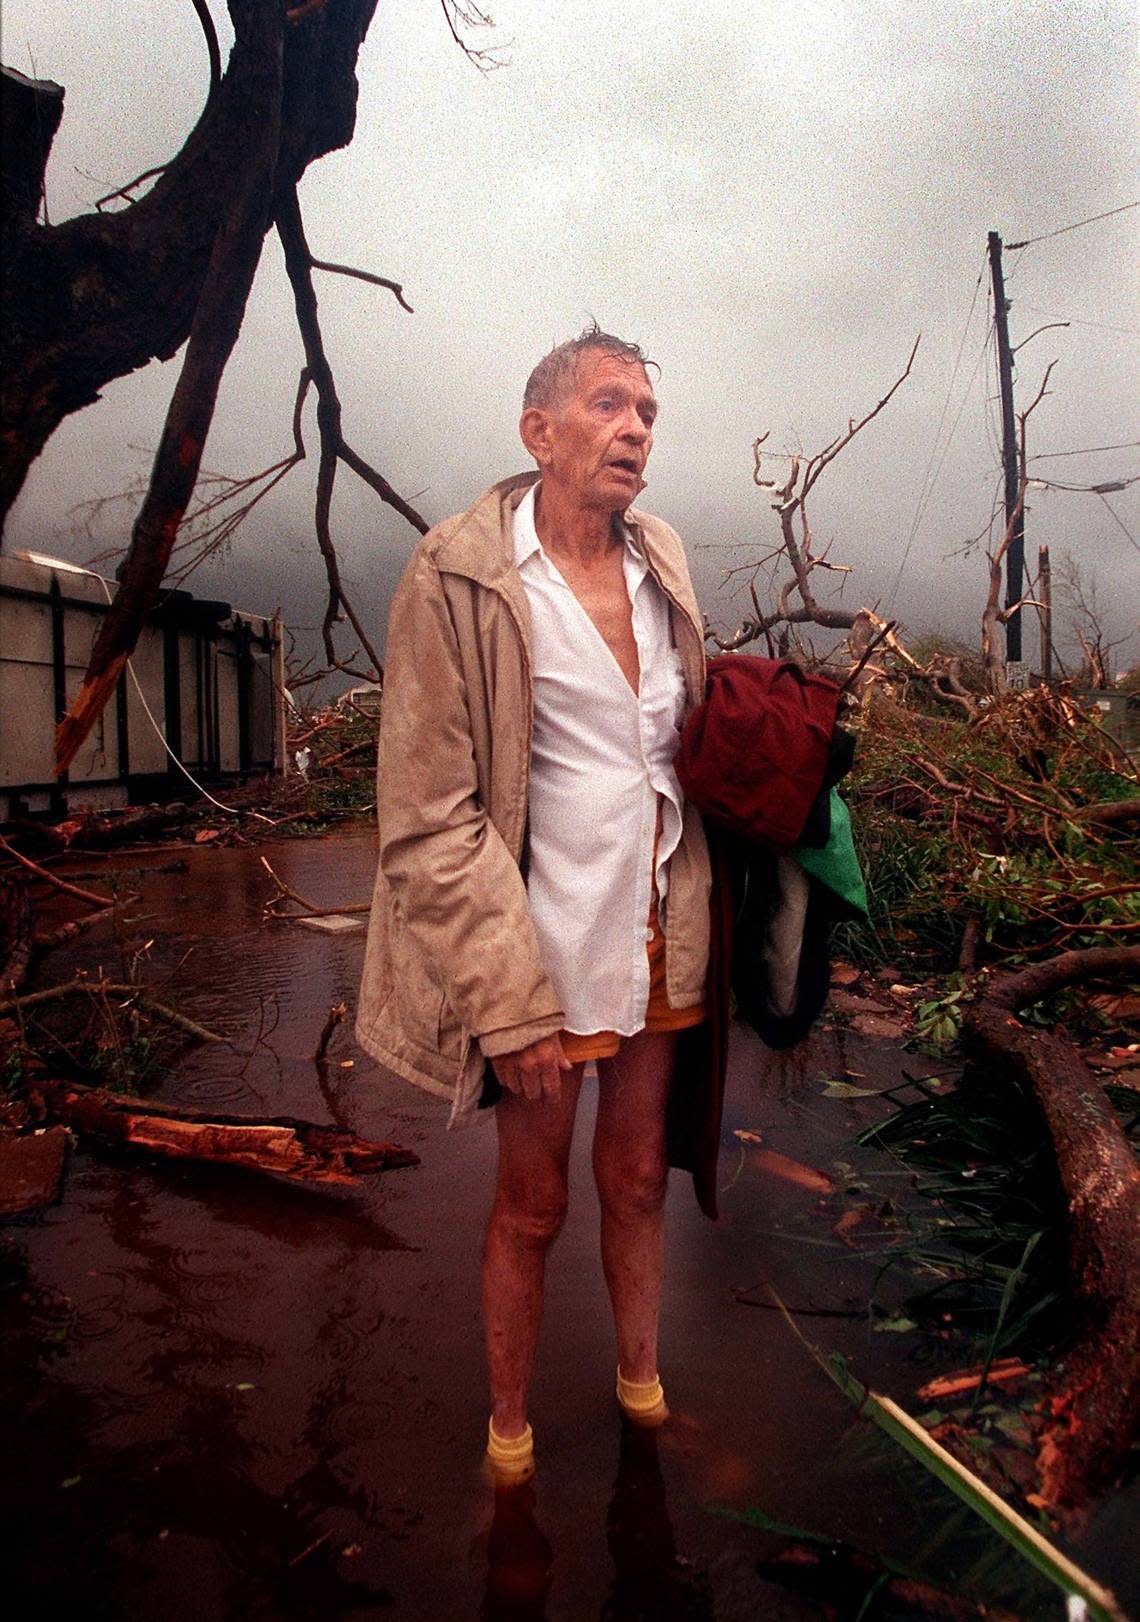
{"left": 885, "top": 255, "right": 988, "bottom": 610}
{"left": 74, "top": 561, "right": 277, "bottom": 822}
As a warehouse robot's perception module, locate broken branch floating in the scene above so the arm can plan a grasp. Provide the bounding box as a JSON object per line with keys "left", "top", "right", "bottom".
{"left": 260, "top": 855, "right": 369, "bottom": 919}
{"left": 0, "top": 978, "right": 224, "bottom": 1044}
{"left": 32, "top": 1078, "right": 418, "bottom": 1186}
{"left": 0, "top": 832, "right": 135, "bottom": 909}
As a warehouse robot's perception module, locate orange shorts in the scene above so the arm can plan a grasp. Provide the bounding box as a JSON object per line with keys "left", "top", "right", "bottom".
{"left": 559, "top": 902, "right": 707, "bottom": 1064}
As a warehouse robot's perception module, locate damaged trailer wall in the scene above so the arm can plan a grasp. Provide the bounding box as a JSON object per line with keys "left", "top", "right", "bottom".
{"left": 0, "top": 554, "right": 285, "bottom": 817}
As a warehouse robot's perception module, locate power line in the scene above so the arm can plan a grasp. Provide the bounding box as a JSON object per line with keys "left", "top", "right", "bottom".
{"left": 1035, "top": 475, "right": 1139, "bottom": 494}
{"left": 1020, "top": 302, "right": 1140, "bottom": 337}
{"left": 1030, "top": 441, "right": 1140, "bottom": 461}
{"left": 1007, "top": 199, "right": 1139, "bottom": 250}
{"left": 1094, "top": 494, "right": 1140, "bottom": 553}
{"left": 886, "top": 260, "right": 988, "bottom": 608}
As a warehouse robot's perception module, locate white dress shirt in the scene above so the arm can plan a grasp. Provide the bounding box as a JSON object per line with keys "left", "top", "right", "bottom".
{"left": 513, "top": 482, "right": 688, "bottom": 1036}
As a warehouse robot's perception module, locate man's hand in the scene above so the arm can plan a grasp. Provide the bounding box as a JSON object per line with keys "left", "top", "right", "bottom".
{"left": 493, "top": 1034, "right": 573, "bottom": 1102}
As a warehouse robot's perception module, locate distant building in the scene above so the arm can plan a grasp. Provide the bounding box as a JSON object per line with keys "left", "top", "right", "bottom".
{"left": 337, "top": 684, "right": 383, "bottom": 718}
{"left": 0, "top": 553, "right": 286, "bottom": 817}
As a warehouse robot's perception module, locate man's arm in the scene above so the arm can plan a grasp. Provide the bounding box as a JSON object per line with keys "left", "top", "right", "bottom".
{"left": 377, "top": 549, "right": 565, "bottom": 1057}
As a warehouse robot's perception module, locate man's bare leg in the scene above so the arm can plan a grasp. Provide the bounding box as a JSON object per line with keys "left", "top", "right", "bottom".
{"left": 482, "top": 1065, "right": 585, "bottom": 1439}
{"left": 593, "top": 1030, "right": 677, "bottom": 1387}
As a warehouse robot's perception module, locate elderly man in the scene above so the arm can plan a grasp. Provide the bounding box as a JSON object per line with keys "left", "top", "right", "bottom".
{"left": 356, "top": 327, "right": 711, "bottom": 1477}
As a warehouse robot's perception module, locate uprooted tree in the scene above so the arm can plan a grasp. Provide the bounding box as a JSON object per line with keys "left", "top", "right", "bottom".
{"left": 1, "top": 0, "right": 497, "bottom": 772}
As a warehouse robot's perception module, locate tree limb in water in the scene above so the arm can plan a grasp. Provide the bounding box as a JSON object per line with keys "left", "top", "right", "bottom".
{"left": 31, "top": 1076, "right": 418, "bottom": 1185}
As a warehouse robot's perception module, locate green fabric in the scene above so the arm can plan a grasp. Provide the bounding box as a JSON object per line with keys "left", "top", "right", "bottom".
{"left": 795, "top": 789, "right": 868, "bottom": 918}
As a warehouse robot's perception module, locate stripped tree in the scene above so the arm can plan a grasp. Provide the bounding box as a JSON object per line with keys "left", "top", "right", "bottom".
{"left": 711, "top": 340, "right": 1056, "bottom": 717}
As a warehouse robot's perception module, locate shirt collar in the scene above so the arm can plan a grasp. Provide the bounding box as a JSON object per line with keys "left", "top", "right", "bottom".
{"left": 513, "top": 481, "right": 646, "bottom": 583}
{"left": 512, "top": 480, "right": 544, "bottom": 567}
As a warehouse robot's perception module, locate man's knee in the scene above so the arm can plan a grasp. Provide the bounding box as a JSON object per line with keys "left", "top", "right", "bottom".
{"left": 595, "top": 1150, "right": 668, "bottom": 1219}
{"left": 492, "top": 1175, "right": 569, "bottom": 1248}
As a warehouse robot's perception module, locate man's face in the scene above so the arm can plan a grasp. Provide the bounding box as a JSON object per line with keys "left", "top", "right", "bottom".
{"left": 527, "top": 350, "right": 657, "bottom": 513}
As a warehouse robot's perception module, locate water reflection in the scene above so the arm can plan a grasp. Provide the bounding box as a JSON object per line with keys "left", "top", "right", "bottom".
{"left": 482, "top": 1482, "right": 554, "bottom": 1620}
{"left": 482, "top": 1424, "right": 713, "bottom": 1622}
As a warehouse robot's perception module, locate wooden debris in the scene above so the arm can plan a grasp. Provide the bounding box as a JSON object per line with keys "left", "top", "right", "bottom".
{"left": 31, "top": 1078, "right": 418, "bottom": 1186}
{"left": 917, "top": 1359, "right": 1030, "bottom": 1403}
{"left": 0, "top": 831, "right": 128, "bottom": 908}
{"left": 313, "top": 1000, "right": 348, "bottom": 1062}
{"left": 260, "top": 855, "right": 369, "bottom": 921}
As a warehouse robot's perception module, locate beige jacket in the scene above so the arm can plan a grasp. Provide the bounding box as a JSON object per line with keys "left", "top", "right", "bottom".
{"left": 355, "top": 472, "right": 712, "bottom": 1126}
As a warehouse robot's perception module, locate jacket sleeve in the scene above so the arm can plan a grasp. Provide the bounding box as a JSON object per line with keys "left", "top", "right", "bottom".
{"left": 376, "top": 548, "right": 564, "bottom": 1056}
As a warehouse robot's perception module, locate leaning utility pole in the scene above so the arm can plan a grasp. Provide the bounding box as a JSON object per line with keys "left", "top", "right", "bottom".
{"left": 988, "top": 230, "right": 1025, "bottom": 664}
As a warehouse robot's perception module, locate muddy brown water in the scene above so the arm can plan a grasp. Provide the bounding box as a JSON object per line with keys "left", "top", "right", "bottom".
{"left": 2, "top": 831, "right": 1135, "bottom": 1620}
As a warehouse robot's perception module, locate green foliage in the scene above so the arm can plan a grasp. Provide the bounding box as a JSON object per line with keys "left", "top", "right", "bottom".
{"left": 80, "top": 1030, "right": 167, "bottom": 1095}
{"left": 914, "top": 980, "right": 969, "bottom": 1045}
{"left": 3, "top": 1046, "right": 25, "bottom": 1094}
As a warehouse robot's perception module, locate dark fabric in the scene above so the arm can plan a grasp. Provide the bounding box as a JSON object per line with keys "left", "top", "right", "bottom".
{"left": 666, "top": 833, "right": 734, "bottom": 1220}
{"left": 730, "top": 845, "right": 834, "bottom": 1048}
{"left": 674, "top": 655, "right": 842, "bottom": 850}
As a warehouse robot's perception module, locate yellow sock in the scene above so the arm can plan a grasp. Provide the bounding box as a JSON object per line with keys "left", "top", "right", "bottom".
{"left": 486, "top": 1419, "right": 535, "bottom": 1480}
{"left": 616, "top": 1369, "right": 669, "bottom": 1426}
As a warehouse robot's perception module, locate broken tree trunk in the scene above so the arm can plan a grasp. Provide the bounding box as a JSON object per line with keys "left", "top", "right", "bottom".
{"left": 1, "top": 0, "right": 380, "bottom": 524}
{"left": 31, "top": 1077, "right": 418, "bottom": 1186}
{"left": 964, "top": 947, "right": 1140, "bottom": 1517}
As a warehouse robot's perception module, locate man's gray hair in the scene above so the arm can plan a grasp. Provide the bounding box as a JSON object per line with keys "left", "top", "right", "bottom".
{"left": 523, "top": 322, "right": 656, "bottom": 412}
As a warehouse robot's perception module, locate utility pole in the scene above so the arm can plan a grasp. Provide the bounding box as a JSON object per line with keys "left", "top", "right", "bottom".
{"left": 988, "top": 230, "right": 1025, "bottom": 664}
{"left": 1038, "top": 544, "right": 1052, "bottom": 684}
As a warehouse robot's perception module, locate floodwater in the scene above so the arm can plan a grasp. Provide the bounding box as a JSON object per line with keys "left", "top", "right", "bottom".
{"left": 3, "top": 832, "right": 1135, "bottom": 1620}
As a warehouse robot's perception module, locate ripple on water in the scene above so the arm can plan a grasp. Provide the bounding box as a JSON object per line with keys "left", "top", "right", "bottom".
{"left": 165, "top": 1071, "right": 266, "bottom": 1110}
{"left": 73, "top": 1291, "right": 131, "bottom": 1341}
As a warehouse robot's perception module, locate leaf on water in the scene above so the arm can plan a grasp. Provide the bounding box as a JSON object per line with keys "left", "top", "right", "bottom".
{"left": 753, "top": 1147, "right": 833, "bottom": 1193}
{"left": 872, "top": 1314, "right": 918, "bottom": 1334}
{"left": 61, "top": 1476, "right": 82, "bottom": 1488}
{"left": 823, "top": 1080, "right": 883, "bottom": 1099}
{"left": 234, "top": 1382, "right": 256, "bottom": 1391}
{"left": 733, "top": 1128, "right": 764, "bottom": 1143}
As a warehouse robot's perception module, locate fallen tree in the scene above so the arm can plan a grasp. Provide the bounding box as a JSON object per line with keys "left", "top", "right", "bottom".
{"left": 964, "top": 947, "right": 1140, "bottom": 1518}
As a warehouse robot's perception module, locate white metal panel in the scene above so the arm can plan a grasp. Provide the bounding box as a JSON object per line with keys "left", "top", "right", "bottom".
{"left": 0, "top": 591, "right": 53, "bottom": 664}
{"left": 0, "top": 662, "right": 55, "bottom": 785}
{"left": 125, "top": 626, "right": 168, "bottom": 775}
{"left": 216, "top": 645, "right": 241, "bottom": 770}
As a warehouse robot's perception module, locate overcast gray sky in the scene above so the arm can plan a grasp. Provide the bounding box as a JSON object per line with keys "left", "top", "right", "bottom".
{"left": 5, "top": 0, "right": 1138, "bottom": 676}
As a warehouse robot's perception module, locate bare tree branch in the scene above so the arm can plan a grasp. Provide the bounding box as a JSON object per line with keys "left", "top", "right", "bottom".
{"left": 94, "top": 0, "right": 222, "bottom": 211}
{"left": 310, "top": 256, "right": 414, "bottom": 313}
{"left": 275, "top": 183, "right": 429, "bottom": 679}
